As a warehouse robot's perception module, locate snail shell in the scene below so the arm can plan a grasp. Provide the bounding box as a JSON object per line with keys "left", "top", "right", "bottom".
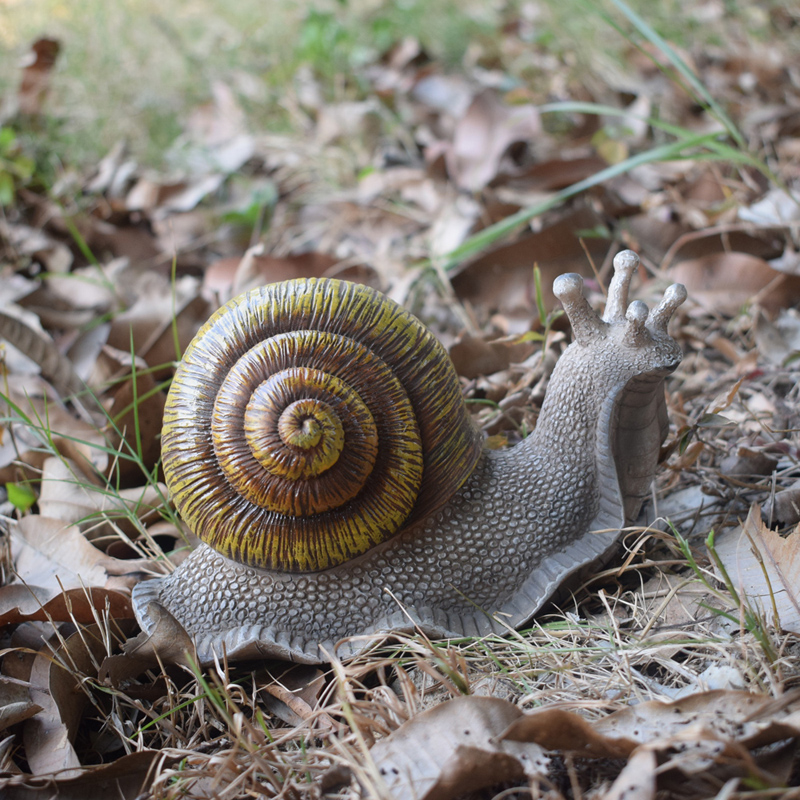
{"left": 161, "top": 278, "right": 484, "bottom": 572}
{"left": 134, "top": 250, "right": 687, "bottom": 664}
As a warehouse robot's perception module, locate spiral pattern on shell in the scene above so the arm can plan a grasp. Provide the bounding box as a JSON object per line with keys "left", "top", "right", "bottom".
{"left": 162, "top": 278, "right": 485, "bottom": 572}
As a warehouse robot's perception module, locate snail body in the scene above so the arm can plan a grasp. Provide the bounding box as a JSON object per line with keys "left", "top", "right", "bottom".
{"left": 132, "top": 250, "right": 686, "bottom": 664}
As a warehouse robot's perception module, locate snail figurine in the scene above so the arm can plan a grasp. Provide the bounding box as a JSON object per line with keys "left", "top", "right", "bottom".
{"left": 132, "top": 250, "right": 686, "bottom": 664}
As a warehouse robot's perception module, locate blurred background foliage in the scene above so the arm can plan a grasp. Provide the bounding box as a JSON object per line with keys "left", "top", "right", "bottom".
{"left": 0, "top": 0, "right": 781, "bottom": 170}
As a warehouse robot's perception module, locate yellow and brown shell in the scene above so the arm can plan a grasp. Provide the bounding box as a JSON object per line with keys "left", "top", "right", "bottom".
{"left": 161, "top": 278, "right": 484, "bottom": 572}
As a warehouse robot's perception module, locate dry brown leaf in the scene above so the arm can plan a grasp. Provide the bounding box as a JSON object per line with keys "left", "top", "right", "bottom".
{"left": 412, "top": 73, "right": 474, "bottom": 116}
{"left": 679, "top": 164, "right": 728, "bottom": 205}
{"left": 719, "top": 446, "right": 779, "bottom": 478}
{"left": 449, "top": 334, "right": 536, "bottom": 380}
{"left": 367, "top": 696, "right": 548, "bottom": 800}
{"left": 506, "top": 689, "right": 800, "bottom": 759}
{"left": 670, "top": 252, "right": 800, "bottom": 315}
{"left": 445, "top": 90, "right": 541, "bottom": 192}
{"left": 38, "top": 457, "right": 167, "bottom": 544}
{"left": 0, "top": 309, "right": 84, "bottom": 400}
{"left": 705, "top": 331, "right": 746, "bottom": 365}
{"left": 366, "top": 36, "right": 425, "bottom": 96}
{"left": 11, "top": 515, "right": 153, "bottom": 586}
{"left": 493, "top": 156, "right": 607, "bottom": 194}
{"left": 89, "top": 347, "right": 166, "bottom": 477}
{"left": 102, "top": 274, "right": 210, "bottom": 373}
{"left": 603, "top": 747, "right": 656, "bottom": 800}
{"left": 126, "top": 175, "right": 226, "bottom": 215}
{"left": 0, "top": 677, "right": 42, "bottom": 732}
{"left": 636, "top": 571, "right": 716, "bottom": 631}
{"left": 16, "top": 38, "right": 60, "bottom": 117}
{"left": 316, "top": 100, "right": 383, "bottom": 148}
{"left": 1, "top": 220, "right": 74, "bottom": 277}
{"left": 36, "top": 456, "right": 103, "bottom": 524}
{"left": 766, "top": 479, "right": 800, "bottom": 526}
{"left": 101, "top": 601, "right": 195, "bottom": 683}
{"left": 591, "top": 690, "right": 782, "bottom": 747}
{"left": 7, "top": 515, "right": 155, "bottom": 617}
{"left": 204, "top": 249, "right": 343, "bottom": 299}
{"left": 428, "top": 194, "right": 481, "bottom": 258}
{"left": 0, "top": 380, "right": 108, "bottom": 480}
{"left": 0, "top": 584, "right": 133, "bottom": 626}
{"left": 714, "top": 503, "right": 800, "bottom": 634}
{"left": 85, "top": 140, "right": 135, "bottom": 196}
{"left": 297, "top": 199, "right": 420, "bottom": 267}
{"left": 503, "top": 707, "right": 636, "bottom": 758}
{"left": 12, "top": 517, "right": 117, "bottom": 588}
{"left": 45, "top": 266, "right": 116, "bottom": 314}
{"left": 1, "top": 750, "right": 174, "bottom": 800}
{"left": 500, "top": 689, "right": 800, "bottom": 790}
{"left": 451, "top": 207, "right": 607, "bottom": 319}
{"left": 185, "top": 80, "right": 248, "bottom": 148}
{"left": 23, "top": 625, "right": 107, "bottom": 776}
{"left": 753, "top": 308, "right": 800, "bottom": 365}
{"left": 124, "top": 83, "right": 252, "bottom": 217}
{"left": 738, "top": 188, "right": 800, "bottom": 226}
{"left": 358, "top": 165, "right": 435, "bottom": 207}
{"left": 261, "top": 665, "right": 327, "bottom": 727}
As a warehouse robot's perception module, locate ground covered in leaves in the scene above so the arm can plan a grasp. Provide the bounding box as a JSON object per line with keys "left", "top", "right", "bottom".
{"left": 2, "top": 1, "right": 800, "bottom": 798}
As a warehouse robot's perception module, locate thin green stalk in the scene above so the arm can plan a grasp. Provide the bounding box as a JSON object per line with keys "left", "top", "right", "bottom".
{"left": 170, "top": 255, "right": 182, "bottom": 364}
{"left": 440, "top": 130, "right": 726, "bottom": 272}
{"left": 60, "top": 213, "right": 100, "bottom": 267}
{"left": 595, "top": 0, "right": 745, "bottom": 147}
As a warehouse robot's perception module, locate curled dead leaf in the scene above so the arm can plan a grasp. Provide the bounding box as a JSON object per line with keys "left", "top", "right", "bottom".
{"left": 504, "top": 688, "right": 800, "bottom": 757}
{"left": 260, "top": 665, "right": 329, "bottom": 728}
{"left": 671, "top": 252, "right": 800, "bottom": 315}
{"left": 713, "top": 503, "right": 800, "bottom": 634}
{"left": 0, "top": 584, "right": 133, "bottom": 626}
{"left": 101, "top": 602, "right": 195, "bottom": 683}
{"left": 1, "top": 750, "right": 173, "bottom": 800}
{"left": 445, "top": 90, "right": 541, "bottom": 192}
{"left": 23, "top": 625, "right": 108, "bottom": 776}
{"left": 0, "top": 309, "right": 84, "bottom": 401}
{"left": 366, "top": 696, "right": 547, "bottom": 800}
{"left": 16, "top": 38, "right": 60, "bottom": 117}
{"left": 3, "top": 515, "right": 156, "bottom": 623}
{"left": 503, "top": 706, "right": 636, "bottom": 759}
{"left": 0, "top": 677, "right": 42, "bottom": 732}
{"left": 10, "top": 516, "right": 154, "bottom": 591}
{"left": 38, "top": 456, "right": 166, "bottom": 541}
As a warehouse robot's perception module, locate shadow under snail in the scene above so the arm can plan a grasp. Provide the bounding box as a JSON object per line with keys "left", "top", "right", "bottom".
{"left": 132, "top": 250, "right": 686, "bottom": 664}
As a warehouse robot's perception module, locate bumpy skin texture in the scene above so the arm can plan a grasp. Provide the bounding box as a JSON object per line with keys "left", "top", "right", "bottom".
{"left": 133, "top": 250, "right": 686, "bottom": 664}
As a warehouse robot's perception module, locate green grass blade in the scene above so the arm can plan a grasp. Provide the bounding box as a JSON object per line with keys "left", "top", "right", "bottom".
{"left": 601, "top": 0, "right": 745, "bottom": 147}
{"left": 440, "top": 130, "right": 725, "bottom": 272}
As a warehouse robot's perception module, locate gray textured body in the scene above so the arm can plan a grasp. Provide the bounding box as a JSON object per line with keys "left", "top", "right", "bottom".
{"left": 135, "top": 442, "right": 607, "bottom": 663}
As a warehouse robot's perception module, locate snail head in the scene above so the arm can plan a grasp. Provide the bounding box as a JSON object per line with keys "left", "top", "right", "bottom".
{"left": 553, "top": 250, "right": 686, "bottom": 375}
